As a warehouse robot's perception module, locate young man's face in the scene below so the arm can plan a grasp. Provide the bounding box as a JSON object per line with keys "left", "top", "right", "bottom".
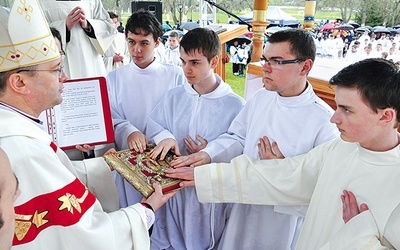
{"left": 0, "top": 150, "right": 20, "bottom": 249}
{"left": 180, "top": 48, "right": 216, "bottom": 86}
{"left": 261, "top": 41, "right": 310, "bottom": 97}
{"left": 168, "top": 37, "right": 179, "bottom": 49}
{"left": 330, "top": 86, "right": 386, "bottom": 149}
{"left": 126, "top": 30, "right": 160, "bottom": 69}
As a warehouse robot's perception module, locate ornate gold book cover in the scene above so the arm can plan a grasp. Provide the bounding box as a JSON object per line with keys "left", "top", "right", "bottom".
{"left": 103, "top": 145, "right": 181, "bottom": 198}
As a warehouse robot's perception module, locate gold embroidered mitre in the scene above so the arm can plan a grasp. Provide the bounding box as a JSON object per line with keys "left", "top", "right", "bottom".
{"left": 0, "top": 0, "right": 59, "bottom": 73}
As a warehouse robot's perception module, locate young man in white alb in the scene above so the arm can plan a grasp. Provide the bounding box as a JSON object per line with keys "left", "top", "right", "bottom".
{"left": 170, "top": 29, "right": 338, "bottom": 249}
{"left": 106, "top": 10, "right": 186, "bottom": 207}
{"left": 148, "top": 27, "right": 245, "bottom": 250}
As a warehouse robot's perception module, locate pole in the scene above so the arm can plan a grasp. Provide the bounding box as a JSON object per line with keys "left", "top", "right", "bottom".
{"left": 303, "top": 0, "right": 316, "bottom": 31}
{"left": 251, "top": 0, "right": 268, "bottom": 62}
{"left": 178, "top": 3, "right": 183, "bottom": 27}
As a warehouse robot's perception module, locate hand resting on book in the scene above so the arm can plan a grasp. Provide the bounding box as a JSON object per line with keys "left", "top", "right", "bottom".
{"left": 127, "top": 131, "right": 148, "bottom": 153}
{"left": 165, "top": 166, "right": 195, "bottom": 187}
{"left": 142, "top": 183, "right": 178, "bottom": 211}
{"left": 150, "top": 138, "right": 181, "bottom": 161}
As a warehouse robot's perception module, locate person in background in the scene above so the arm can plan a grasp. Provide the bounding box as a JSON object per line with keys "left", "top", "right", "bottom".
{"left": 237, "top": 42, "right": 248, "bottom": 77}
{"left": 324, "top": 33, "right": 336, "bottom": 58}
{"left": 117, "top": 21, "right": 124, "bottom": 33}
{"left": 229, "top": 40, "right": 239, "bottom": 76}
{"left": 165, "top": 20, "right": 172, "bottom": 29}
{"left": 387, "top": 46, "right": 398, "bottom": 62}
{"left": 169, "top": 29, "right": 338, "bottom": 249}
{"left": 334, "top": 33, "right": 344, "bottom": 59}
{"left": 345, "top": 44, "right": 361, "bottom": 63}
{"left": 174, "top": 20, "right": 181, "bottom": 30}
{"left": 147, "top": 27, "right": 245, "bottom": 250}
{"left": 358, "top": 30, "right": 370, "bottom": 49}
{"left": 0, "top": 148, "right": 20, "bottom": 250}
{"left": 107, "top": 10, "right": 186, "bottom": 208}
{"left": 50, "top": 27, "right": 65, "bottom": 56}
{"left": 360, "top": 45, "right": 374, "bottom": 60}
{"left": 0, "top": 1, "right": 175, "bottom": 249}
{"left": 39, "top": 0, "right": 116, "bottom": 79}
{"left": 163, "top": 31, "right": 182, "bottom": 66}
{"left": 48, "top": 28, "right": 98, "bottom": 158}
{"left": 371, "top": 43, "right": 384, "bottom": 58}
{"left": 103, "top": 11, "right": 130, "bottom": 73}
{"left": 39, "top": 0, "right": 117, "bottom": 161}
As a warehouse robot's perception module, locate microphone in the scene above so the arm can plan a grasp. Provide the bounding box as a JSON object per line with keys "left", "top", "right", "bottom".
{"left": 203, "top": 0, "right": 252, "bottom": 29}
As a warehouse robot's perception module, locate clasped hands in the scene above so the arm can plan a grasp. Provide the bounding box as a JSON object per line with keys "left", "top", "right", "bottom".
{"left": 66, "top": 6, "right": 89, "bottom": 31}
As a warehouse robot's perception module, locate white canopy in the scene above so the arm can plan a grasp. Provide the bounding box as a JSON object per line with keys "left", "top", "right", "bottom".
{"left": 240, "top": 6, "right": 300, "bottom": 27}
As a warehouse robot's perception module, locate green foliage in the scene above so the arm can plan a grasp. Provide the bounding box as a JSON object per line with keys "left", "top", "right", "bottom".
{"left": 354, "top": 6, "right": 384, "bottom": 27}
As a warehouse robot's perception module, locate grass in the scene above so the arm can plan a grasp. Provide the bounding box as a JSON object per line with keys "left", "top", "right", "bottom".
{"left": 121, "top": 6, "right": 342, "bottom": 27}
{"left": 225, "top": 62, "right": 246, "bottom": 97}
{"left": 280, "top": 7, "right": 342, "bottom": 23}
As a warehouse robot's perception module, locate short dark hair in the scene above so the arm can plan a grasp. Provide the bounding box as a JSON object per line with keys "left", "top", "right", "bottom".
{"left": 179, "top": 28, "right": 221, "bottom": 62}
{"left": 0, "top": 71, "right": 12, "bottom": 94}
{"left": 108, "top": 11, "right": 118, "bottom": 19}
{"left": 267, "top": 28, "right": 316, "bottom": 61}
{"left": 125, "top": 10, "right": 162, "bottom": 41}
{"left": 50, "top": 27, "right": 63, "bottom": 52}
{"left": 0, "top": 65, "right": 37, "bottom": 94}
{"left": 168, "top": 31, "right": 179, "bottom": 38}
{"left": 329, "top": 58, "right": 400, "bottom": 122}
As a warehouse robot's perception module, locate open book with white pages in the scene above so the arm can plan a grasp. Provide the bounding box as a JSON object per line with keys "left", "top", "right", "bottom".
{"left": 39, "top": 77, "right": 114, "bottom": 150}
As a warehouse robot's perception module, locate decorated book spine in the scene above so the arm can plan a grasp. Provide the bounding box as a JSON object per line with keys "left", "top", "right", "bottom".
{"left": 104, "top": 153, "right": 155, "bottom": 198}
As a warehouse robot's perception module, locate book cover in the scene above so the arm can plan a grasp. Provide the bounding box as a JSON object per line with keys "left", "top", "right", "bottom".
{"left": 103, "top": 145, "right": 182, "bottom": 198}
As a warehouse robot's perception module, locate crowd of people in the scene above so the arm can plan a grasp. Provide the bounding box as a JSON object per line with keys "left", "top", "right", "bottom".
{"left": 229, "top": 40, "right": 251, "bottom": 77}
{"left": 1, "top": 0, "right": 400, "bottom": 249}
{"left": 314, "top": 28, "right": 400, "bottom": 66}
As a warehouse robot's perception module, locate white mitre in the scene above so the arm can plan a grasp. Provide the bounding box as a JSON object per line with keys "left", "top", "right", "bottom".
{"left": 0, "top": 0, "right": 59, "bottom": 72}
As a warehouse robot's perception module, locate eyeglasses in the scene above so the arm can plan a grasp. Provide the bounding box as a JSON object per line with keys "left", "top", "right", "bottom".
{"left": 260, "top": 56, "right": 305, "bottom": 68}
{"left": 17, "top": 65, "right": 65, "bottom": 78}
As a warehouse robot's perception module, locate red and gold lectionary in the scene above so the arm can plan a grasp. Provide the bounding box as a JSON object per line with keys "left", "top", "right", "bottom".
{"left": 104, "top": 145, "right": 182, "bottom": 198}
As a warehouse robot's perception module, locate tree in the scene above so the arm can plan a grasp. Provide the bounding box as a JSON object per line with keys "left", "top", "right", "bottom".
{"left": 391, "top": 0, "right": 400, "bottom": 26}
{"left": 354, "top": 0, "right": 384, "bottom": 27}
{"left": 320, "top": 0, "right": 360, "bottom": 22}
